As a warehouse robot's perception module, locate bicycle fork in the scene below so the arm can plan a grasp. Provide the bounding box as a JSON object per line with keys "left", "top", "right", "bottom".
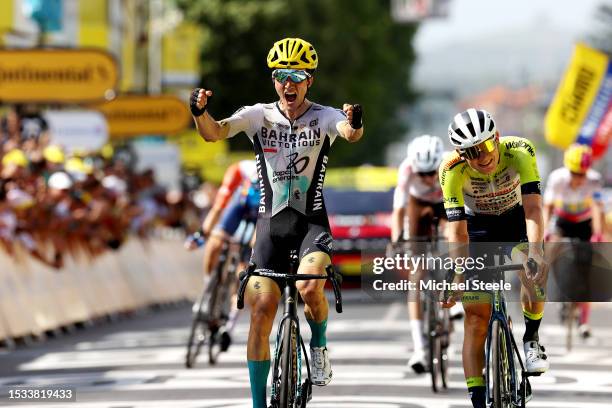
{"left": 270, "top": 281, "right": 313, "bottom": 405}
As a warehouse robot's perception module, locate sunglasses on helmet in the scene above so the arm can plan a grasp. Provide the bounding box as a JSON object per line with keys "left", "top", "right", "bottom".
{"left": 459, "top": 138, "right": 496, "bottom": 160}
{"left": 272, "top": 69, "right": 311, "bottom": 84}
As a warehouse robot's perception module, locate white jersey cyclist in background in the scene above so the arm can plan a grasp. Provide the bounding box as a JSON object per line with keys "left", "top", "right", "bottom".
{"left": 392, "top": 135, "right": 461, "bottom": 373}
{"left": 189, "top": 37, "right": 363, "bottom": 408}
{"left": 543, "top": 144, "right": 605, "bottom": 338}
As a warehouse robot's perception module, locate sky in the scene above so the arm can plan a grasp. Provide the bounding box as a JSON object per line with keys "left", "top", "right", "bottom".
{"left": 416, "top": 0, "right": 607, "bottom": 51}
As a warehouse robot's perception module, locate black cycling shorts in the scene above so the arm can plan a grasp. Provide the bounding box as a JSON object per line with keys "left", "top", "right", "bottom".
{"left": 554, "top": 217, "right": 592, "bottom": 242}
{"left": 465, "top": 205, "right": 528, "bottom": 284}
{"left": 251, "top": 208, "right": 333, "bottom": 287}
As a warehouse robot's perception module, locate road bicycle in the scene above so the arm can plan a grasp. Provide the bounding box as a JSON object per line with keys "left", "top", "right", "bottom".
{"left": 424, "top": 283, "right": 451, "bottom": 393}
{"left": 550, "top": 237, "right": 593, "bottom": 351}
{"left": 479, "top": 260, "right": 540, "bottom": 408}
{"left": 392, "top": 230, "right": 452, "bottom": 393}
{"left": 237, "top": 247, "right": 343, "bottom": 408}
{"left": 185, "top": 220, "right": 255, "bottom": 368}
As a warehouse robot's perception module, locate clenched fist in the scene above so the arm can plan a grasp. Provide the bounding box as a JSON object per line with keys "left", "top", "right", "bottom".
{"left": 190, "top": 88, "right": 213, "bottom": 117}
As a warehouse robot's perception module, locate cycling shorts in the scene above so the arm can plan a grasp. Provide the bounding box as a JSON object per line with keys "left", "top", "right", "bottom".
{"left": 553, "top": 217, "right": 592, "bottom": 242}
{"left": 216, "top": 185, "right": 260, "bottom": 236}
{"left": 463, "top": 205, "right": 528, "bottom": 295}
{"left": 412, "top": 197, "right": 447, "bottom": 238}
{"left": 250, "top": 208, "right": 332, "bottom": 289}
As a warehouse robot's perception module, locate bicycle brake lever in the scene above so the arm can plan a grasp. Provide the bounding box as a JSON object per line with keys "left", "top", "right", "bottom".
{"left": 326, "top": 265, "right": 343, "bottom": 313}
{"left": 236, "top": 263, "right": 255, "bottom": 310}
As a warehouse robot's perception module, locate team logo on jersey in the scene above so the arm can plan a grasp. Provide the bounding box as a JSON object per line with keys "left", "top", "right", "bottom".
{"left": 309, "top": 119, "right": 318, "bottom": 127}
{"left": 313, "top": 155, "right": 328, "bottom": 211}
{"left": 286, "top": 152, "right": 309, "bottom": 174}
{"left": 505, "top": 140, "right": 535, "bottom": 157}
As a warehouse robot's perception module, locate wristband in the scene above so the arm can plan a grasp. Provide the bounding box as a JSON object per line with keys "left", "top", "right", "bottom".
{"left": 350, "top": 104, "right": 363, "bottom": 129}
{"left": 190, "top": 88, "right": 207, "bottom": 116}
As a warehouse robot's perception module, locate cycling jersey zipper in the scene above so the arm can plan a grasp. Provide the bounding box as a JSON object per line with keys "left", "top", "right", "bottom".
{"left": 288, "top": 120, "right": 295, "bottom": 208}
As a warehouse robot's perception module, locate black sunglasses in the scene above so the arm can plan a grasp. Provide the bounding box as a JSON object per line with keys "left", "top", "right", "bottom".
{"left": 417, "top": 170, "right": 437, "bottom": 177}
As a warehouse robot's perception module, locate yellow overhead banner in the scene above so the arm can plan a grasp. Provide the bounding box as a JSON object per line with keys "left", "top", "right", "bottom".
{"left": 545, "top": 43, "right": 610, "bottom": 149}
{"left": 93, "top": 95, "right": 192, "bottom": 138}
{"left": 0, "top": 49, "right": 118, "bottom": 103}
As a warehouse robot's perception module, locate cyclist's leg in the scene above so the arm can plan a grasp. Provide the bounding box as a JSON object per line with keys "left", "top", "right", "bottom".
{"left": 246, "top": 221, "right": 283, "bottom": 408}
{"left": 297, "top": 250, "right": 331, "bottom": 345}
{"left": 246, "top": 278, "right": 281, "bottom": 408}
{"left": 406, "top": 196, "right": 434, "bottom": 371}
{"left": 204, "top": 190, "right": 246, "bottom": 279}
{"left": 462, "top": 297, "right": 491, "bottom": 408}
{"left": 296, "top": 220, "right": 333, "bottom": 386}
{"left": 512, "top": 237, "right": 549, "bottom": 373}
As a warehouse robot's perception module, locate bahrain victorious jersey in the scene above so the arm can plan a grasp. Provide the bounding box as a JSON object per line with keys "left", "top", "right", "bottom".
{"left": 221, "top": 102, "right": 347, "bottom": 218}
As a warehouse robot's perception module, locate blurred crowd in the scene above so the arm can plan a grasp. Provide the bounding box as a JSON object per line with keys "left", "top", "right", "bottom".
{"left": 0, "top": 106, "right": 215, "bottom": 269}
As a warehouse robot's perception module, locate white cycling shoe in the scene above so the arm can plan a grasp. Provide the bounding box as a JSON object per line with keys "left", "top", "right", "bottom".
{"left": 310, "top": 346, "right": 332, "bottom": 386}
{"left": 524, "top": 340, "right": 549, "bottom": 373}
{"left": 408, "top": 349, "right": 427, "bottom": 374}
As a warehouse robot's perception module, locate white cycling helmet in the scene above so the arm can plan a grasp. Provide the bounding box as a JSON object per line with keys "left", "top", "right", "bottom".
{"left": 407, "top": 135, "right": 444, "bottom": 173}
{"left": 448, "top": 108, "right": 496, "bottom": 150}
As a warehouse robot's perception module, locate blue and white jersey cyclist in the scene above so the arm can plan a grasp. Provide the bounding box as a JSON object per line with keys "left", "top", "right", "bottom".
{"left": 189, "top": 37, "right": 363, "bottom": 408}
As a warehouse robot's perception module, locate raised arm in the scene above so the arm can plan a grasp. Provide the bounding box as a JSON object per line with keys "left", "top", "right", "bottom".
{"left": 190, "top": 88, "right": 231, "bottom": 142}
{"left": 336, "top": 104, "right": 363, "bottom": 143}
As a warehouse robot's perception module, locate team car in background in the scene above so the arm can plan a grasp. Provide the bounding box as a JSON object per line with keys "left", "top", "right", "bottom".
{"left": 324, "top": 188, "right": 393, "bottom": 277}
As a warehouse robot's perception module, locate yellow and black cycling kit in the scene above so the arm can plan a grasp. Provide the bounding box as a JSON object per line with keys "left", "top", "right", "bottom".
{"left": 439, "top": 135, "right": 541, "bottom": 224}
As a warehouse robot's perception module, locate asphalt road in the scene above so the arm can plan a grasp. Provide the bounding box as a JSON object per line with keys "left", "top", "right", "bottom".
{"left": 1, "top": 293, "right": 612, "bottom": 407}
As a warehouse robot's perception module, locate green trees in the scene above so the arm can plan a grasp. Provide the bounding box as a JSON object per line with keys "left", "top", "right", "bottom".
{"left": 177, "top": 0, "right": 418, "bottom": 165}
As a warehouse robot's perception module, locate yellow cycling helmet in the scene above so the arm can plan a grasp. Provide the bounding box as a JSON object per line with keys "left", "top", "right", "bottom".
{"left": 564, "top": 144, "right": 592, "bottom": 174}
{"left": 267, "top": 38, "right": 318, "bottom": 70}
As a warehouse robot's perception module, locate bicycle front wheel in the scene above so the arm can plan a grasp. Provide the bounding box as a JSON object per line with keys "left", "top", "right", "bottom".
{"left": 185, "top": 311, "right": 207, "bottom": 368}
{"left": 439, "top": 308, "right": 451, "bottom": 390}
{"left": 426, "top": 297, "right": 442, "bottom": 393}
{"left": 491, "top": 320, "right": 512, "bottom": 408}
{"left": 279, "top": 318, "right": 299, "bottom": 408}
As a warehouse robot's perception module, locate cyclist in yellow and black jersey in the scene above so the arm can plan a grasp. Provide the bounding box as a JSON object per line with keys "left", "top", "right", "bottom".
{"left": 440, "top": 109, "right": 548, "bottom": 408}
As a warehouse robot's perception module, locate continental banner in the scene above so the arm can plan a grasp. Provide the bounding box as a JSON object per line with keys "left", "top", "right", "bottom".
{"left": 545, "top": 43, "right": 612, "bottom": 158}
{"left": 92, "top": 95, "right": 192, "bottom": 138}
{"left": 0, "top": 48, "right": 118, "bottom": 103}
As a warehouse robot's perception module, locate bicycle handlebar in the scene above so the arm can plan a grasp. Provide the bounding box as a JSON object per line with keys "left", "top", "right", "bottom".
{"left": 477, "top": 259, "right": 538, "bottom": 277}
{"left": 236, "top": 263, "right": 344, "bottom": 313}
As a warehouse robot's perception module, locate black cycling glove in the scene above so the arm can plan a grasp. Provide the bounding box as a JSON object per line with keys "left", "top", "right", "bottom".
{"left": 350, "top": 104, "right": 363, "bottom": 129}
{"left": 190, "top": 88, "right": 207, "bottom": 117}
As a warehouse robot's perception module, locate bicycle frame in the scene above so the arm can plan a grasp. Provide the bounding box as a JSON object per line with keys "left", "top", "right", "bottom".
{"left": 237, "top": 249, "right": 343, "bottom": 407}
{"left": 483, "top": 263, "right": 537, "bottom": 408}
{"left": 270, "top": 278, "right": 313, "bottom": 402}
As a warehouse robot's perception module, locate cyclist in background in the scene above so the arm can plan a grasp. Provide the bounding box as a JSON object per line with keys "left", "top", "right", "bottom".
{"left": 185, "top": 160, "right": 258, "bottom": 347}
{"left": 190, "top": 37, "right": 363, "bottom": 408}
{"left": 391, "top": 135, "right": 456, "bottom": 373}
{"left": 543, "top": 144, "right": 605, "bottom": 338}
{"left": 440, "top": 109, "right": 549, "bottom": 408}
